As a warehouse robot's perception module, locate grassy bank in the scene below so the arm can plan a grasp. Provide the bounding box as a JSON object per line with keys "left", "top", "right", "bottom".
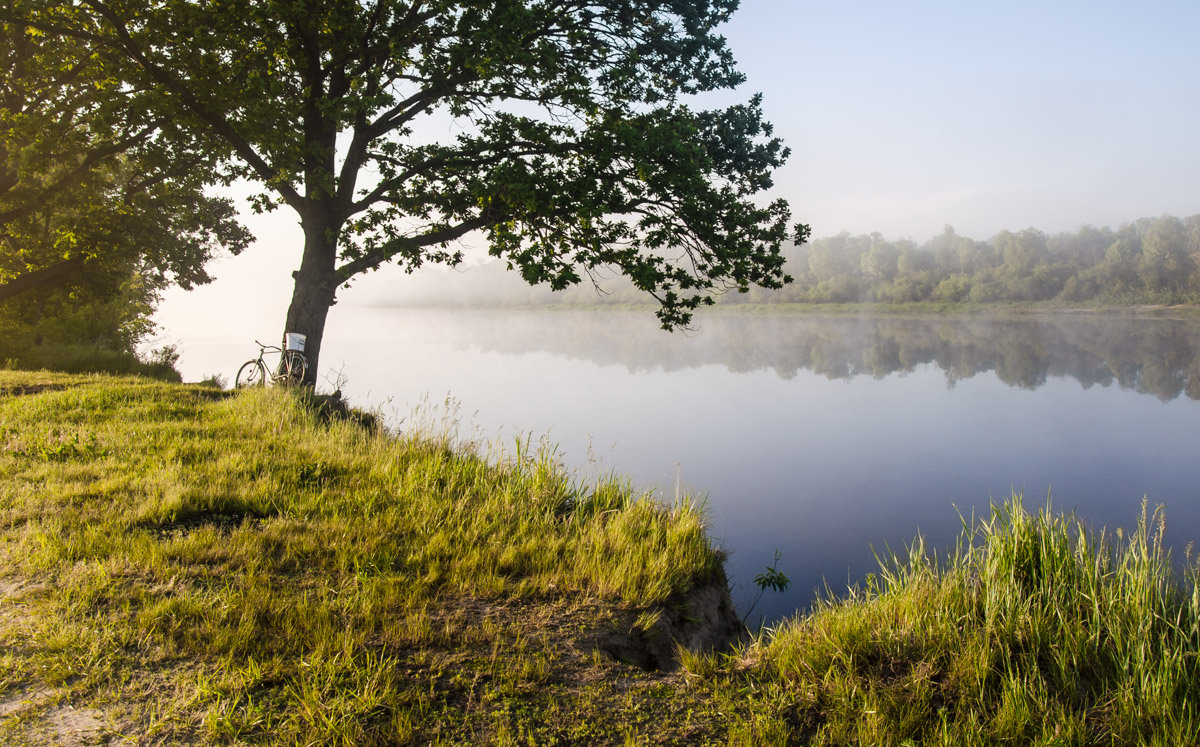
{"left": 702, "top": 501, "right": 1200, "bottom": 745}
{"left": 2, "top": 373, "right": 1199, "bottom": 744}
{"left": 0, "top": 372, "right": 729, "bottom": 743}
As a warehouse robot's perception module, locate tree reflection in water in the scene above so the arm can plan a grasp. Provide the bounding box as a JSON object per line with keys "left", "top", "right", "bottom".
{"left": 440, "top": 311, "right": 1200, "bottom": 403}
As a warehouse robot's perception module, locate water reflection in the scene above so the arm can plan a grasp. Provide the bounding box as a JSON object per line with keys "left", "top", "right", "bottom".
{"left": 314, "top": 308, "right": 1200, "bottom": 623}
{"left": 427, "top": 310, "right": 1200, "bottom": 402}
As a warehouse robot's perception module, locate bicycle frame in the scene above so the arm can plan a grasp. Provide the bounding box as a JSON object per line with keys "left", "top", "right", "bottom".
{"left": 235, "top": 340, "right": 308, "bottom": 387}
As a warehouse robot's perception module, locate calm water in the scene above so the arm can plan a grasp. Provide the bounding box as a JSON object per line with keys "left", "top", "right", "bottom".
{"left": 176, "top": 309, "right": 1200, "bottom": 623}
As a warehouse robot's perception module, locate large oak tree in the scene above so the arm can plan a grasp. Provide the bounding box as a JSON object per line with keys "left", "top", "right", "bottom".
{"left": 14, "top": 0, "right": 804, "bottom": 383}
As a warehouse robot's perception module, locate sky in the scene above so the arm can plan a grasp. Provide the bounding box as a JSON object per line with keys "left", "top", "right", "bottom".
{"left": 721, "top": 0, "right": 1200, "bottom": 240}
{"left": 154, "top": 0, "right": 1200, "bottom": 340}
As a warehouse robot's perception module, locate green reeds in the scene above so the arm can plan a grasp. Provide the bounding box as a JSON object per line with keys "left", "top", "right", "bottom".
{"left": 733, "top": 497, "right": 1200, "bottom": 744}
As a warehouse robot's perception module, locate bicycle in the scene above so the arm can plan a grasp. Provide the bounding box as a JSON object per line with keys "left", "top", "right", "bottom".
{"left": 235, "top": 339, "right": 308, "bottom": 387}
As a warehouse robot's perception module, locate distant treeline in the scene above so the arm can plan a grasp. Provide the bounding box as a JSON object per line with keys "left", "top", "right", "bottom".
{"left": 770, "top": 213, "right": 1200, "bottom": 305}
{"left": 378, "top": 213, "right": 1200, "bottom": 307}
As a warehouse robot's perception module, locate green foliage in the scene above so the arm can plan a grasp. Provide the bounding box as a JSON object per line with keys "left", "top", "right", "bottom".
{"left": 9, "top": 0, "right": 803, "bottom": 381}
{"left": 0, "top": 344, "right": 181, "bottom": 380}
{"left": 744, "top": 548, "right": 791, "bottom": 629}
{"left": 754, "top": 551, "right": 791, "bottom": 595}
{"left": 0, "top": 12, "right": 250, "bottom": 358}
{"left": 391, "top": 212, "right": 1200, "bottom": 312}
{"left": 0, "top": 268, "right": 157, "bottom": 354}
{"left": 711, "top": 213, "right": 1200, "bottom": 307}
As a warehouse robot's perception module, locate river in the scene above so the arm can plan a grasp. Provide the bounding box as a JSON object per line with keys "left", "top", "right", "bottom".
{"left": 170, "top": 308, "right": 1200, "bottom": 624}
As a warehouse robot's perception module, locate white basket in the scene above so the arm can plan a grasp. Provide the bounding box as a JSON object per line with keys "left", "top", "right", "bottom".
{"left": 284, "top": 332, "right": 306, "bottom": 352}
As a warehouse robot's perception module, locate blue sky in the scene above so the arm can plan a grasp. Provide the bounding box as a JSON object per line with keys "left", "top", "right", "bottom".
{"left": 719, "top": 0, "right": 1200, "bottom": 239}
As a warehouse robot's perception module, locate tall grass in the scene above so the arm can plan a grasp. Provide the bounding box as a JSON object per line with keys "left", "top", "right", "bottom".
{"left": 724, "top": 498, "right": 1200, "bottom": 744}
{"left": 0, "top": 372, "right": 723, "bottom": 743}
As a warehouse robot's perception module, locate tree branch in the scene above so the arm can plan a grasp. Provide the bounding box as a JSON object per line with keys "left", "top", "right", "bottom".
{"left": 336, "top": 216, "right": 492, "bottom": 279}
{"left": 0, "top": 127, "right": 153, "bottom": 224}
{"left": 0, "top": 256, "right": 85, "bottom": 304}
{"left": 76, "top": 0, "right": 305, "bottom": 211}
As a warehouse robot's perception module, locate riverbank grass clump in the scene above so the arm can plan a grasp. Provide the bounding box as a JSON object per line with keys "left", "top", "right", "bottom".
{"left": 714, "top": 498, "right": 1200, "bottom": 744}
{"left": 0, "top": 371, "right": 728, "bottom": 743}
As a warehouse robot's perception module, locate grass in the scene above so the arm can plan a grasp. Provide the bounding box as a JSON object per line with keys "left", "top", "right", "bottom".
{"left": 1, "top": 343, "right": 181, "bottom": 381}
{"left": 2, "top": 371, "right": 1199, "bottom": 743}
{"left": 0, "top": 371, "right": 727, "bottom": 743}
{"left": 699, "top": 499, "right": 1200, "bottom": 745}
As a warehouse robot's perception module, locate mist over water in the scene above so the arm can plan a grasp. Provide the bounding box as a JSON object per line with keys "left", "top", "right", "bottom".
{"left": 179, "top": 309, "right": 1200, "bottom": 623}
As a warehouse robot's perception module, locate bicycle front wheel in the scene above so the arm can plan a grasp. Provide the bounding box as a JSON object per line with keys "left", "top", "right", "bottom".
{"left": 276, "top": 350, "right": 308, "bottom": 386}
{"left": 235, "top": 360, "right": 267, "bottom": 388}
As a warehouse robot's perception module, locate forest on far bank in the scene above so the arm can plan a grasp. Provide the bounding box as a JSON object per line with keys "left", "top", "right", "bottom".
{"left": 375, "top": 213, "right": 1200, "bottom": 309}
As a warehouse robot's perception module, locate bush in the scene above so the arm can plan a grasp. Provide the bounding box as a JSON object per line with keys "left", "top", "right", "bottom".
{"left": 2, "top": 344, "right": 181, "bottom": 380}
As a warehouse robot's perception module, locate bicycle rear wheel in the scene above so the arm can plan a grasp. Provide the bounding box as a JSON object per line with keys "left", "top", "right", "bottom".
{"left": 276, "top": 350, "right": 308, "bottom": 386}
{"left": 235, "top": 360, "right": 267, "bottom": 388}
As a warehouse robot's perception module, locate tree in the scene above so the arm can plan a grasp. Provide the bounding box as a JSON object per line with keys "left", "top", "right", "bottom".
{"left": 1096, "top": 231, "right": 1142, "bottom": 298}
{"left": 995, "top": 228, "right": 1049, "bottom": 278}
{"left": 1139, "top": 215, "right": 1191, "bottom": 298}
{"left": 860, "top": 235, "right": 899, "bottom": 285}
{"left": 1, "top": 13, "right": 250, "bottom": 347}
{"left": 13, "top": 0, "right": 804, "bottom": 383}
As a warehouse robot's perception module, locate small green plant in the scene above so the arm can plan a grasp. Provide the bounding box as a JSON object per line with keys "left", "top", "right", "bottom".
{"left": 744, "top": 549, "right": 790, "bottom": 627}
{"left": 754, "top": 550, "right": 791, "bottom": 594}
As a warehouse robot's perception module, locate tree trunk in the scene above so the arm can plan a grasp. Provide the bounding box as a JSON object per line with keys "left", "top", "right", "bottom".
{"left": 282, "top": 216, "right": 339, "bottom": 386}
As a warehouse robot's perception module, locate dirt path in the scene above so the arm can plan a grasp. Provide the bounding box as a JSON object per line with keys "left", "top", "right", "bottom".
{"left": 0, "top": 579, "right": 117, "bottom": 745}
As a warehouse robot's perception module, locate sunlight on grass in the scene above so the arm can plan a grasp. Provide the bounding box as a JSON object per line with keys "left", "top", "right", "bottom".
{"left": 717, "top": 497, "right": 1200, "bottom": 744}
{"left": 0, "top": 372, "right": 724, "bottom": 742}
{"left": 3, "top": 372, "right": 1199, "bottom": 743}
